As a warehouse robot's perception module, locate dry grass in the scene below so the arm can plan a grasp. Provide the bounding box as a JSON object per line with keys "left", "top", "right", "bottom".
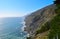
{"left": 34, "top": 31, "right": 49, "bottom": 39}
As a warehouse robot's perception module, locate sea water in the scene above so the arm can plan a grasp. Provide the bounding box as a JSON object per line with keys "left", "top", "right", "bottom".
{"left": 0, "top": 17, "right": 27, "bottom": 39}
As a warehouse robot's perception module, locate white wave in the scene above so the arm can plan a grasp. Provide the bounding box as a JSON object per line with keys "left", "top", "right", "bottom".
{"left": 21, "top": 21, "right": 26, "bottom": 31}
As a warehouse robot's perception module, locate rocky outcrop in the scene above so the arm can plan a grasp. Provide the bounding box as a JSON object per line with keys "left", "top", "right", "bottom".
{"left": 24, "top": 4, "right": 56, "bottom": 37}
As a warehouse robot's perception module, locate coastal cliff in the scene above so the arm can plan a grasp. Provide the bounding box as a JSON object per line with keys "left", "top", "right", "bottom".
{"left": 24, "top": 4, "right": 56, "bottom": 39}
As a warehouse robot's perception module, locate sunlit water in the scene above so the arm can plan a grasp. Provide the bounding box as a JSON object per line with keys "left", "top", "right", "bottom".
{"left": 0, "top": 17, "right": 27, "bottom": 39}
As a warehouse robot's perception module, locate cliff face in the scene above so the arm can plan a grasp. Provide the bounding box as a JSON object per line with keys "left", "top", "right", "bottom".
{"left": 24, "top": 4, "right": 56, "bottom": 37}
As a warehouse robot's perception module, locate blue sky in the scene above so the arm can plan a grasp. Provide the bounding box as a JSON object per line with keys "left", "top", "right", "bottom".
{"left": 0, "top": 0, "right": 54, "bottom": 17}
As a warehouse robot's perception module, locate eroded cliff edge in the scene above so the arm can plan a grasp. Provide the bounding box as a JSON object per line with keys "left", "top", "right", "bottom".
{"left": 24, "top": 4, "right": 56, "bottom": 39}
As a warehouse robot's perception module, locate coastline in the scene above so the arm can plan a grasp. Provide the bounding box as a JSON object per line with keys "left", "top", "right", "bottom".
{"left": 21, "top": 17, "right": 30, "bottom": 38}
{"left": 24, "top": 4, "right": 56, "bottom": 39}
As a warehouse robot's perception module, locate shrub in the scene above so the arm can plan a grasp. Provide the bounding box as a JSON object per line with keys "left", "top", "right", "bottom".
{"left": 35, "top": 22, "right": 50, "bottom": 35}
{"left": 26, "top": 37, "right": 31, "bottom": 39}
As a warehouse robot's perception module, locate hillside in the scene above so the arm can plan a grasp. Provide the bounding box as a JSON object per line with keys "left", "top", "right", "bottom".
{"left": 24, "top": 0, "right": 60, "bottom": 39}
{"left": 24, "top": 4, "right": 56, "bottom": 39}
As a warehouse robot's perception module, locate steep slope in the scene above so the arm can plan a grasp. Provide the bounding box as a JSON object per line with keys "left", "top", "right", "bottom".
{"left": 34, "top": 2, "right": 60, "bottom": 39}
{"left": 24, "top": 4, "right": 56, "bottom": 39}
{"left": 25, "top": 4, "right": 55, "bottom": 34}
{"left": 48, "top": 1, "right": 60, "bottom": 39}
{"left": 34, "top": 31, "right": 49, "bottom": 39}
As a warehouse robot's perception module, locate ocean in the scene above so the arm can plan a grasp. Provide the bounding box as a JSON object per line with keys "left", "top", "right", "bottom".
{"left": 0, "top": 17, "right": 27, "bottom": 39}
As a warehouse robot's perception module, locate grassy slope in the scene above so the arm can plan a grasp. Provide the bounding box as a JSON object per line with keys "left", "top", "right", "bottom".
{"left": 34, "top": 31, "right": 49, "bottom": 39}
{"left": 33, "top": 5, "right": 60, "bottom": 39}
{"left": 48, "top": 4, "right": 60, "bottom": 39}
{"left": 27, "top": 2, "right": 60, "bottom": 39}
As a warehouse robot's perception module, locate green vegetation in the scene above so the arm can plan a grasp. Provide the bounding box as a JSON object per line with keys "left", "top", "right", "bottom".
{"left": 26, "top": 0, "right": 60, "bottom": 39}
{"left": 35, "top": 22, "right": 50, "bottom": 35}
{"left": 26, "top": 37, "right": 31, "bottom": 39}
{"left": 55, "top": 4, "right": 60, "bottom": 14}
{"left": 48, "top": 14, "right": 60, "bottom": 39}
{"left": 35, "top": 1, "right": 60, "bottom": 39}
{"left": 48, "top": 0, "right": 60, "bottom": 39}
